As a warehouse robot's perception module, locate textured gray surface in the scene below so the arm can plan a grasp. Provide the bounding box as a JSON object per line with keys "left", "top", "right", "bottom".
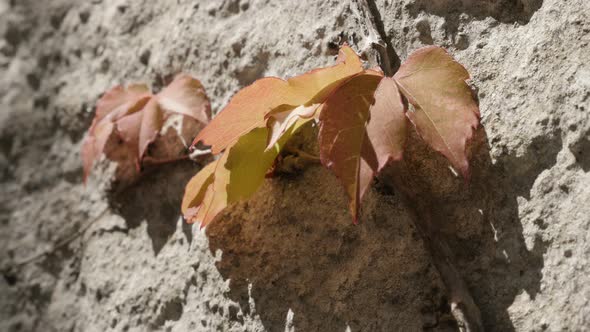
{"left": 0, "top": 0, "right": 589, "bottom": 331}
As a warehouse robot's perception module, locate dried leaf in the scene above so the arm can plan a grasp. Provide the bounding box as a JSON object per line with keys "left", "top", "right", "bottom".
{"left": 82, "top": 74, "right": 210, "bottom": 181}
{"left": 138, "top": 98, "right": 164, "bottom": 161}
{"left": 94, "top": 84, "right": 151, "bottom": 122}
{"left": 82, "top": 85, "right": 151, "bottom": 181}
{"left": 156, "top": 74, "right": 211, "bottom": 125}
{"left": 393, "top": 46, "right": 479, "bottom": 178}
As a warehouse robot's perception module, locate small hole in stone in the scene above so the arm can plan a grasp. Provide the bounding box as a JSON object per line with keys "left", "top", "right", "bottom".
{"left": 3, "top": 272, "right": 17, "bottom": 286}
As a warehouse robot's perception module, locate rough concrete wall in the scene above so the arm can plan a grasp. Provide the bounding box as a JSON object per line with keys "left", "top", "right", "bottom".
{"left": 0, "top": 0, "right": 588, "bottom": 331}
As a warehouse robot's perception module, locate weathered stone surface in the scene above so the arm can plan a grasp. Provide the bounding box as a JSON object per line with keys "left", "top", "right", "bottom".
{"left": 0, "top": 0, "right": 588, "bottom": 331}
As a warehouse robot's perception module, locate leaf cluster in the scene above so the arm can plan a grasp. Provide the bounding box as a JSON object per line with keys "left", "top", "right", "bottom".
{"left": 181, "top": 45, "right": 480, "bottom": 226}
{"left": 82, "top": 74, "right": 211, "bottom": 181}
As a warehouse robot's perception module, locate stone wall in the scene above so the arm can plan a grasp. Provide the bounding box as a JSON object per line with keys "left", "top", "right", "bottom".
{"left": 1, "top": 0, "right": 589, "bottom": 331}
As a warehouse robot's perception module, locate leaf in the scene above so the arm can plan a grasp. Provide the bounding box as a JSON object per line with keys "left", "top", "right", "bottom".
{"left": 82, "top": 74, "right": 211, "bottom": 181}
{"left": 181, "top": 45, "right": 480, "bottom": 227}
{"left": 181, "top": 161, "right": 217, "bottom": 213}
{"left": 94, "top": 84, "right": 151, "bottom": 122}
{"left": 181, "top": 158, "right": 222, "bottom": 226}
{"left": 393, "top": 46, "right": 479, "bottom": 179}
{"left": 226, "top": 121, "right": 306, "bottom": 201}
{"left": 156, "top": 74, "right": 211, "bottom": 125}
{"left": 138, "top": 98, "right": 164, "bottom": 161}
{"left": 366, "top": 77, "right": 408, "bottom": 172}
{"left": 318, "top": 72, "right": 384, "bottom": 222}
{"left": 189, "top": 154, "right": 230, "bottom": 228}
{"left": 139, "top": 75, "right": 212, "bottom": 160}
{"left": 192, "top": 44, "right": 364, "bottom": 154}
{"left": 82, "top": 85, "right": 151, "bottom": 181}
{"left": 265, "top": 103, "right": 319, "bottom": 149}
{"left": 115, "top": 109, "right": 144, "bottom": 171}
{"left": 182, "top": 120, "right": 306, "bottom": 227}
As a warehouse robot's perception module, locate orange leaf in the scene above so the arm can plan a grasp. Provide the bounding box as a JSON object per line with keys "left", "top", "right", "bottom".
{"left": 182, "top": 123, "right": 305, "bottom": 227}
{"left": 180, "top": 45, "right": 480, "bottom": 227}
{"left": 192, "top": 155, "right": 230, "bottom": 228}
{"left": 192, "top": 45, "right": 364, "bottom": 154}
{"left": 182, "top": 152, "right": 231, "bottom": 227}
{"left": 181, "top": 159, "right": 219, "bottom": 224}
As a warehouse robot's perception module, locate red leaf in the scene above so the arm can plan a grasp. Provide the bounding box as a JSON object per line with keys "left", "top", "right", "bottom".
{"left": 318, "top": 72, "right": 384, "bottom": 222}
{"left": 115, "top": 110, "right": 144, "bottom": 171}
{"left": 94, "top": 84, "right": 151, "bottom": 122}
{"left": 138, "top": 98, "right": 164, "bottom": 161}
{"left": 366, "top": 77, "right": 408, "bottom": 172}
{"left": 393, "top": 46, "right": 479, "bottom": 179}
{"left": 81, "top": 84, "right": 151, "bottom": 181}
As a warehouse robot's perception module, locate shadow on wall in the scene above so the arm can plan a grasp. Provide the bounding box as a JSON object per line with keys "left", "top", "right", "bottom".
{"left": 208, "top": 166, "right": 454, "bottom": 331}
{"left": 405, "top": 0, "right": 543, "bottom": 46}
{"left": 388, "top": 126, "right": 561, "bottom": 330}
{"left": 207, "top": 123, "right": 561, "bottom": 331}
{"left": 109, "top": 161, "right": 197, "bottom": 255}
{"left": 407, "top": 0, "right": 544, "bottom": 24}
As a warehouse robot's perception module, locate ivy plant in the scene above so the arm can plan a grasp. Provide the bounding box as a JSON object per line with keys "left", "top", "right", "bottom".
{"left": 180, "top": 44, "right": 483, "bottom": 331}
{"left": 182, "top": 45, "right": 479, "bottom": 226}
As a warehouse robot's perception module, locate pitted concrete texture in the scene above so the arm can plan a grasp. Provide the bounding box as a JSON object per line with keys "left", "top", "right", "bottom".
{"left": 0, "top": 0, "right": 588, "bottom": 331}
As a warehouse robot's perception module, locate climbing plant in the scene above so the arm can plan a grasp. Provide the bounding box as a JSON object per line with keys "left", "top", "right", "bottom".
{"left": 181, "top": 45, "right": 479, "bottom": 226}
{"left": 180, "top": 43, "right": 483, "bottom": 331}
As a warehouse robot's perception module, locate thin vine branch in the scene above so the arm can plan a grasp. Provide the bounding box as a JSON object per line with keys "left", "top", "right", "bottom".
{"left": 283, "top": 147, "right": 321, "bottom": 162}
{"left": 143, "top": 154, "right": 191, "bottom": 167}
{"left": 387, "top": 173, "right": 485, "bottom": 331}
{"left": 408, "top": 200, "right": 484, "bottom": 332}
{"left": 3, "top": 151, "right": 203, "bottom": 273}
{"left": 353, "top": 1, "right": 485, "bottom": 330}
{"left": 1, "top": 207, "right": 109, "bottom": 272}
{"left": 352, "top": 0, "right": 401, "bottom": 76}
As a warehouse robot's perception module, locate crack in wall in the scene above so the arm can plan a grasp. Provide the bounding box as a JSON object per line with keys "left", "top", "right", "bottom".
{"left": 363, "top": 0, "right": 402, "bottom": 74}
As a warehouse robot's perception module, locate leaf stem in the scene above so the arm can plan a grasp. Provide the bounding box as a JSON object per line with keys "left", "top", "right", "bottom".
{"left": 354, "top": 1, "right": 483, "bottom": 328}
{"left": 293, "top": 149, "right": 321, "bottom": 162}
{"left": 142, "top": 154, "right": 191, "bottom": 166}
{"left": 352, "top": 0, "right": 401, "bottom": 76}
